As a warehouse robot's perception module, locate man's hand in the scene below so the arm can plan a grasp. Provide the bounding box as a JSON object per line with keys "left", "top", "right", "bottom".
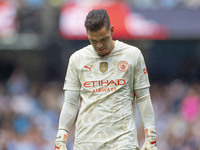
{"left": 141, "top": 128, "right": 158, "bottom": 150}
{"left": 54, "top": 130, "right": 68, "bottom": 150}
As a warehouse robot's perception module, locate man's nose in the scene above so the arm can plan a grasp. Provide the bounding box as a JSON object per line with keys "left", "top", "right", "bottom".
{"left": 96, "top": 42, "right": 103, "bottom": 48}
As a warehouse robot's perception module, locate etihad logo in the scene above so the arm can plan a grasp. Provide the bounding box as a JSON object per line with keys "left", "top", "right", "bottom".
{"left": 83, "top": 79, "right": 126, "bottom": 93}
{"left": 84, "top": 79, "right": 126, "bottom": 88}
{"left": 99, "top": 62, "right": 108, "bottom": 73}
{"left": 93, "top": 87, "right": 116, "bottom": 93}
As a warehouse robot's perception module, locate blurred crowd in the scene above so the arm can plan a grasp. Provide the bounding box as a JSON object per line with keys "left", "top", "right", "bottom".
{"left": 12, "top": 0, "right": 200, "bottom": 34}
{"left": 147, "top": 80, "right": 200, "bottom": 150}
{"left": 1, "top": 0, "right": 200, "bottom": 38}
{"left": 0, "top": 68, "right": 63, "bottom": 150}
{"left": 0, "top": 67, "right": 200, "bottom": 150}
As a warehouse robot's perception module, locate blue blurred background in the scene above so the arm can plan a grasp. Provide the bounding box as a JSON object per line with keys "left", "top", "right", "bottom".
{"left": 0, "top": 0, "right": 200, "bottom": 150}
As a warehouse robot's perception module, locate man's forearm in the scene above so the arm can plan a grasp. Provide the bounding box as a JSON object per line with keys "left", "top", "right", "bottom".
{"left": 135, "top": 88, "right": 155, "bottom": 128}
{"left": 58, "top": 90, "right": 80, "bottom": 132}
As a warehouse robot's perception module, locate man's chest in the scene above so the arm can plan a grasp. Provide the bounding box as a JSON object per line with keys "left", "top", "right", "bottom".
{"left": 78, "top": 57, "right": 132, "bottom": 92}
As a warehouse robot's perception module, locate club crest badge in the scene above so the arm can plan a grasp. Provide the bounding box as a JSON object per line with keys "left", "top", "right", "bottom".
{"left": 118, "top": 61, "right": 129, "bottom": 72}
{"left": 99, "top": 62, "right": 108, "bottom": 73}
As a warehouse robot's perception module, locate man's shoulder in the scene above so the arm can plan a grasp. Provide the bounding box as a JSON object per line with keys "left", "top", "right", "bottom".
{"left": 116, "top": 41, "right": 141, "bottom": 55}
{"left": 70, "top": 45, "right": 93, "bottom": 58}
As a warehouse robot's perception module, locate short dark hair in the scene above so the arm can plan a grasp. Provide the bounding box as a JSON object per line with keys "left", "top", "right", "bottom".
{"left": 84, "top": 9, "right": 110, "bottom": 32}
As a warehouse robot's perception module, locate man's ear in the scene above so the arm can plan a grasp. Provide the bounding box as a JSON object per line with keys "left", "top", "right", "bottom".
{"left": 110, "top": 25, "right": 114, "bottom": 36}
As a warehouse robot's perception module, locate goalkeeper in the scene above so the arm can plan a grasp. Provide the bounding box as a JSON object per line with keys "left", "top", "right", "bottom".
{"left": 55, "top": 9, "right": 158, "bottom": 150}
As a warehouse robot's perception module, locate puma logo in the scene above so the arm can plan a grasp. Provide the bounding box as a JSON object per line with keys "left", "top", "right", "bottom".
{"left": 84, "top": 65, "right": 93, "bottom": 71}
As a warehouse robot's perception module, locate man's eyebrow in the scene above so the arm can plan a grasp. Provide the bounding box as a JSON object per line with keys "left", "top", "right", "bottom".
{"left": 102, "top": 36, "right": 109, "bottom": 40}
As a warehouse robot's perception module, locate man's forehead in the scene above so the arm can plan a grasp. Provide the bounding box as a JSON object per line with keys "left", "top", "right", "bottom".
{"left": 87, "top": 27, "right": 110, "bottom": 41}
{"left": 88, "top": 34, "right": 109, "bottom": 41}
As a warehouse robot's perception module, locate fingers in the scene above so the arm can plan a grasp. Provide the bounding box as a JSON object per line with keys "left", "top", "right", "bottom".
{"left": 54, "top": 144, "right": 59, "bottom": 150}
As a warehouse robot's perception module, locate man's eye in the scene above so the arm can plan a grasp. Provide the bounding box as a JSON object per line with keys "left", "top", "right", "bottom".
{"left": 102, "top": 38, "right": 108, "bottom": 41}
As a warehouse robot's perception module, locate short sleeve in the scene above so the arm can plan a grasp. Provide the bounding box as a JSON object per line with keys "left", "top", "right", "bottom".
{"left": 63, "top": 55, "right": 81, "bottom": 91}
{"left": 133, "top": 50, "right": 150, "bottom": 90}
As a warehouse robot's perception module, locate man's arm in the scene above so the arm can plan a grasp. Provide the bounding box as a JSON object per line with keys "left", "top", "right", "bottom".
{"left": 55, "top": 90, "right": 79, "bottom": 150}
{"left": 135, "top": 87, "right": 158, "bottom": 150}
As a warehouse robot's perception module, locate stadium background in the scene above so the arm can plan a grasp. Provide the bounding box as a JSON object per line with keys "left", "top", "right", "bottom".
{"left": 0, "top": 0, "right": 200, "bottom": 149}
